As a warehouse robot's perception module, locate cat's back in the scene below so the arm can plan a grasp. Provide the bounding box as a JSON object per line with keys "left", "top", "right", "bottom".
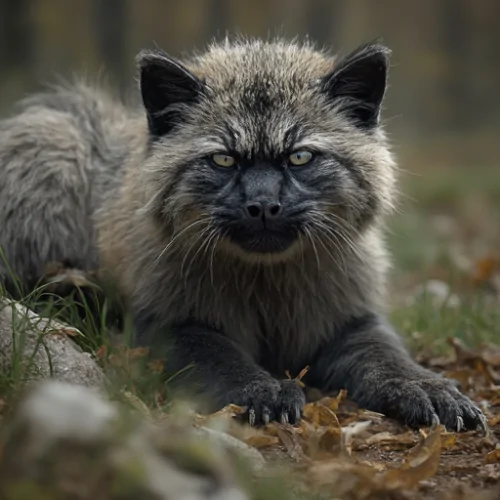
{"left": 0, "top": 81, "right": 140, "bottom": 290}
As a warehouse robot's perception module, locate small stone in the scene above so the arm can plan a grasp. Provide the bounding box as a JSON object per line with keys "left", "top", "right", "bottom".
{"left": 0, "top": 300, "right": 105, "bottom": 387}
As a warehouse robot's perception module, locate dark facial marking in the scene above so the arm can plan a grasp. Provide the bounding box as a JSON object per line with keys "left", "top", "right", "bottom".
{"left": 139, "top": 50, "right": 205, "bottom": 137}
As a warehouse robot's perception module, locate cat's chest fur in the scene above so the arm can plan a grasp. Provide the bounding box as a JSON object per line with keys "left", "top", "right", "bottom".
{"left": 155, "top": 252, "right": 374, "bottom": 371}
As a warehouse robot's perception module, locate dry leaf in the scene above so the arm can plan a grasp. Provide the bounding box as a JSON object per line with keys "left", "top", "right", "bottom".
{"left": 476, "top": 359, "right": 500, "bottom": 385}
{"left": 211, "top": 403, "right": 246, "bottom": 418}
{"left": 479, "top": 343, "right": 500, "bottom": 367}
{"left": 95, "top": 344, "right": 108, "bottom": 361}
{"left": 448, "top": 337, "right": 477, "bottom": 364}
{"left": 295, "top": 418, "right": 315, "bottom": 441}
{"left": 342, "top": 420, "right": 373, "bottom": 456}
{"left": 440, "top": 432, "right": 457, "bottom": 450}
{"left": 285, "top": 365, "right": 310, "bottom": 388}
{"left": 358, "top": 410, "right": 385, "bottom": 421}
{"left": 472, "top": 256, "right": 499, "bottom": 285}
{"left": 485, "top": 448, "right": 500, "bottom": 464}
{"left": 427, "top": 354, "right": 456, "bottom": 367}
{"left": 444, "top": 369, "right": 475, "bottom": 391}
{"left": 358, "top": 460, "right": 387, "bottom": 472}
{"left": 317, "top": 426, "right": 342, "bottom": 451}
{"left": 196, "top": 404, "right": 246, "bottom": 431}
{"left": 42, "top": 262, "right": 100, "bottom": 289}
{"left": 244, "top": 434, "right": 280, "bottom": 449}
{"left": 296, "top": 365, "right": 310, "bottom": 381}
{"left": 274, "top": 424, "right": 307, "bottom": 462}
{"left": 46, "top": 326, "right": 81, "bottom": 337}
{"left": 383, "top": 425, "right": 442, "bottom": 490}
{"left": 488, "top": 414, "right": 500, "bottom": 426}
{"left": 307, "top": 459, "right": 380, "bottom": 495}
{"left": 366, "top": 431, "right": 417, "bottom": 449}
{"left": 303, "top": 402, "right": 341, "bottom": 428}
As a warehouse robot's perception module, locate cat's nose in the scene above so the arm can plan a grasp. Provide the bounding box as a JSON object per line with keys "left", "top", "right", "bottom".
{"left": 244, "top": 201, "right": 282, "bottom": 220}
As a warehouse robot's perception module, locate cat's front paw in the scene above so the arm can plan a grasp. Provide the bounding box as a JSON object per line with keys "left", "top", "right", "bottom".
{"left": 370, "top": 375, "right": 488, "bottom": 432}
{"left": 228, "top": 378, "right": 305, "bottom": 426}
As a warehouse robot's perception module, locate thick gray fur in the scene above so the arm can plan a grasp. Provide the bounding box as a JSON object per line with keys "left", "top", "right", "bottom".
{"left": 0, "top": 37, "right": 487, "bottom": 431}
{"left": 0, "top": 83, "right": 137, "bottom": 291}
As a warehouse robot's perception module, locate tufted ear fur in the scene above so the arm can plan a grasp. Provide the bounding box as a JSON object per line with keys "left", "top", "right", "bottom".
{"left": 322, "top": 43, "right": 391, "bottom": 129}
{"left": 138, "top": 50, "right": 205, "bottom": 137}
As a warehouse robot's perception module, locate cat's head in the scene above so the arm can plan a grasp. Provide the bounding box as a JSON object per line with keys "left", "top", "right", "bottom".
{"left": 138, "top": 37, "right": 396, "bottom": 264}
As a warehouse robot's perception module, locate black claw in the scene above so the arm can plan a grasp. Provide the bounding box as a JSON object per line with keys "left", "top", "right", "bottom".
{"left": 478, "top": 413, "right": 490, "bottom": 435}
{"left": 262, "top": 406, "right": 271, "bottom": 426}
{"left": 295, "top": 406, "right": 302, "bottom": 424}
{"left": 248, "top": 407, "right": 256, "bottom": 427}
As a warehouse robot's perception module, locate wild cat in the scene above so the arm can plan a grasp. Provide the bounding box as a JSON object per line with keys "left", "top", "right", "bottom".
{"left": 0, "top": 37, "right": 487, "bottom": 431}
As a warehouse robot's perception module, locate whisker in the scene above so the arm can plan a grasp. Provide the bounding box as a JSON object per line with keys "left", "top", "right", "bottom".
{"left": 302, "top": 226, "right": 320, "bottom": 271}
{"left": 180, "top": 225, "right": 211, "bottom": 276}
{"left": 304, "top": 217, "right": 347, "bottom": 274}
{"left": 320, "top": 220, "right": 365, "bottom": 262}
{"left": 183, "top": 226, "right": 218, "bottom": 282}
{"left": 302, "top": 209, "right": 369, "bottom": 275}
{"left": 208, "top": 229, "right": 223, "bottom": 287}
{"left": 307, "top": 210, "right": 365, "bottom": 262}
{"left": 314, "top": 231, "right": 347, "bottom": 276}
{"left": 154, "top": 217, "right": 211, "bottom": 264}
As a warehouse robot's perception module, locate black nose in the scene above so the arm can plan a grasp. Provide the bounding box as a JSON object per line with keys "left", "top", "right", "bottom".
{"left": 245, "top": 201, "right": 282, "bottom": 220}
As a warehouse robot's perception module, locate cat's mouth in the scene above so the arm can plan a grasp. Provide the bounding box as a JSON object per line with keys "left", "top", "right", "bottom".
{"left": 227, "top": 227, "right": 299, "bottom": 254}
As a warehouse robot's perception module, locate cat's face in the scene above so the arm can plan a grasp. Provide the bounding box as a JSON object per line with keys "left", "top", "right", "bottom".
{"left": 139, "top": 39, "right": 396, "bottom": 263}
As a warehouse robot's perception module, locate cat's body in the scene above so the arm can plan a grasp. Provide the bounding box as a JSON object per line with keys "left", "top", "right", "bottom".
{"left": 0, "top": 84, "right": 137, "bottom": 290}
{"left": 0, "top": 38, "right": 487, "bottom": 431}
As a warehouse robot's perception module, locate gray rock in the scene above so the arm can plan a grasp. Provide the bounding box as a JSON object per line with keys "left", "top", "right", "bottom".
{"left": 0, "top": 299, "right": 104, "bottom": 387}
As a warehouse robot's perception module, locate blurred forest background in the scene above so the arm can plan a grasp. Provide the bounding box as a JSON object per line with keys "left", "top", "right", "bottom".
{"left": 0, "top": 0, "right": 499, "bottom": 287}
{"left": 1, "top": 0, "right": 499, "bottom": 169}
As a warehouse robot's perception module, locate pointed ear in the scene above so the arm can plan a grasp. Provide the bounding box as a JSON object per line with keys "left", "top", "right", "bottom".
{"left": 322, "top": 43, "right": 391, "bottom": 129}
{"left": 138, "top": 50, "right": 205, "bottom": 137}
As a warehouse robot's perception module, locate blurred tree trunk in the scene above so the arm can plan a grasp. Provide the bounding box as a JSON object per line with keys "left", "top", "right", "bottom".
{"left": 0, "top": 0, "right": 35, "bottom": 109}
{"left": 440, "top": 0, "right": 468, "bottom": 131}
{"left": 0, "top": 0, "right": 34, "bottom": 69}
{"left": 93, "top": 0, "right": 128, "bottom": 92}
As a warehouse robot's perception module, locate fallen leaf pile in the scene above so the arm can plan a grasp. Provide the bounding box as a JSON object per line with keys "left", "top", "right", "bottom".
{"left": 181, "top": 339, "right": 500, "bottom": 500}
{"left": 191, "top": 392, "right": 497, "bottom": 499}
{"left": 79, "top": 325, "right": 500, "bottom": 499}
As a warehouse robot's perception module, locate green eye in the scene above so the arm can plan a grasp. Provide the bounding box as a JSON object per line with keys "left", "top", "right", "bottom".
{"left": 289, "top": 150, "right": 313, "bottom": 166}
{"left": 212, "top": 153, "right": 236, "bottom": 168}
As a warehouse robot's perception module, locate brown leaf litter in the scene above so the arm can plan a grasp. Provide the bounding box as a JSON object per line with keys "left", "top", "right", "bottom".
{"left": 187, "top": 339, "right": 500, "bottom": 499}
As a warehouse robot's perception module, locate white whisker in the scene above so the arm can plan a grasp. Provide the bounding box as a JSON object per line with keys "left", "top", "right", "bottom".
{"left": 154, "top": 217, "right": 211, "bottom": 264}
